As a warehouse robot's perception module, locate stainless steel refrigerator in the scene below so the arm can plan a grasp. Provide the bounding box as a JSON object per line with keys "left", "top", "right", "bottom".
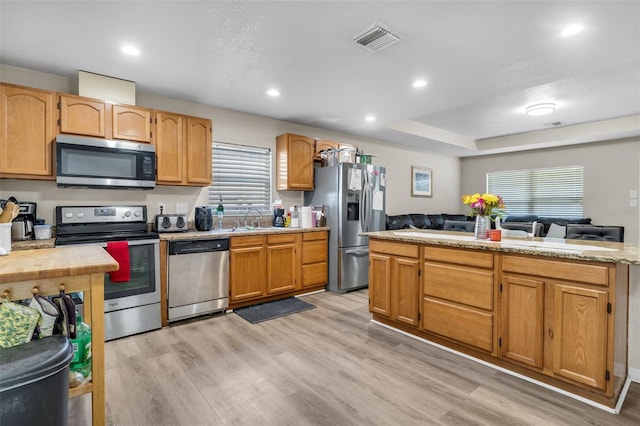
{"left": 304, "top": 163, "right": 386, "bottom": 293}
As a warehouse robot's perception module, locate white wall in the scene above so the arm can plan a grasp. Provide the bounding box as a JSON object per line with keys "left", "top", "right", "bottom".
{"left": 0, "top": 64, "right": 461, "bottom": 224}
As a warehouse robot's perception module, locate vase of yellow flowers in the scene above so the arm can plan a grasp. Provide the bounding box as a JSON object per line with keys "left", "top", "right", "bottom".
{"left": 462, "top": 193, "right": 505, "bottom": 239}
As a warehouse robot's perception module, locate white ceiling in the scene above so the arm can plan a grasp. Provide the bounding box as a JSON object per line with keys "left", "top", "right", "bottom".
{"left": 2, "top": 1, "right": 639, "bottom": 157}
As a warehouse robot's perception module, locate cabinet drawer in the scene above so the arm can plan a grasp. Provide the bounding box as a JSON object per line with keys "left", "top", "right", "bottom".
{"left": 424, "top": 246, "right": 493, "bottom": 268}
{"left": 423, "top": 297, "right": 494, "bottom": 353}
{"left": 424, "top": 262, "right": 494, "bottom": 310}
{"left": 303, "top": 231, "right": 327, "bottom": 241}
{"left": 370, "top": 240, "right": 419, "bottom": 258}
{"left": 303, "top": 240, "right": 327, "bottom": 264}
{"left": 267, "top": 233, "right": 297, "bottom": 245}
{"left": 502, "top": 255, "right": 609, "bottom": 286}
{"left": 231, "top": 235, "right": 266, "bottom": 248}
{"left": 302, "top": 262, "right": 328, "bottom": 287}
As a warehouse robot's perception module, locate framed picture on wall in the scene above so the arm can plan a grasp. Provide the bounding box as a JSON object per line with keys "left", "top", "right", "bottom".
{"left": 411, "top": 166, "right": 432, "bottom": 197}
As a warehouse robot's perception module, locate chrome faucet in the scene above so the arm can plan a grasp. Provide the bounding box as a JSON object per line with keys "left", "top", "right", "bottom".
{"left": 243, "top": 208, "right": 263, "bottom": 228}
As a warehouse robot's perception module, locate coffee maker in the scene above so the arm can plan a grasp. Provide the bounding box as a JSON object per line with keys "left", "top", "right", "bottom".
{"left": 273, "top": 208, "right": 285, "bottom": 227}
{"left": 11, "top": 202, "right": 37, "bottom": 240}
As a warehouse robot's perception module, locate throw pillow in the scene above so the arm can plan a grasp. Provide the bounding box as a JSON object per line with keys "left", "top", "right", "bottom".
{"left": 546, "top": 223, "right": 566, "bottom": 238}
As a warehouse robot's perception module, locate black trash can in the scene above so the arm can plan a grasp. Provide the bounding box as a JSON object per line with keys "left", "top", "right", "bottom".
{"left": 0, "top": 335, "right": 74, "bottom": 426}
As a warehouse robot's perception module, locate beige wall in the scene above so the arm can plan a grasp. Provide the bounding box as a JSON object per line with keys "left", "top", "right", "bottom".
{"left": 0, "top": 64, "right": 461, "bottom": 224}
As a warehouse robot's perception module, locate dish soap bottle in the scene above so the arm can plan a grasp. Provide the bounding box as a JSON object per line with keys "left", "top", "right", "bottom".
{"left": 70, "top": 314, "right": 92, "bottom": 382}
{"left": 216, "top": 197, "right": 224, "bottom": 230}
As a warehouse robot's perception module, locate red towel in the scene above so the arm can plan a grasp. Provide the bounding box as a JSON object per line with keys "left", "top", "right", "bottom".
{"left": 106, "top": 241, "right": 130, "bottom": 282}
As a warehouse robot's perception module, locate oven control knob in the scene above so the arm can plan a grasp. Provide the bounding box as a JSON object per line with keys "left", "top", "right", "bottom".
{"left": 65, "top": 212, "right": 73, "bottom": 218}
{"left": 124, "top": 211, "right": 131, "bottom": 217}
{"left": 162, "top": 216, "right": 171, "bottom": 228}
{"left": 176, "top": 216, "right": 185, "bottom": 228}
{"left": 134, "top": 211, "right": 141, "bottom": 217}
{"left": 77, "top": 212, "right": 84, "bottom": 218}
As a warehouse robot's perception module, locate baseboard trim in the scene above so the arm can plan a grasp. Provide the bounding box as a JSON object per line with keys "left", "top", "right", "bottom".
{"left": 296, "top": 289, "right": 326, "bottom": 297}
{"left": 371, "top": 319, "right": 626, "bottom": 414}
{"left": 629, "top": 367, "right": 640, "bottom": 382}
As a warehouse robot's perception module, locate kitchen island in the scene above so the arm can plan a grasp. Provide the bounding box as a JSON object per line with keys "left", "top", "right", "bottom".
{"left": 0, "top": 246, "right": 118, "bottom": 426}
{"left": 362, "top": 229, "right": 639, "bottom": 412}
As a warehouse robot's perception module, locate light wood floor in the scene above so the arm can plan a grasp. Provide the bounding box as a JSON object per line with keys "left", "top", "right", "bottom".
{"left": 69, "top": 289, "right": 640, "bottom": 425}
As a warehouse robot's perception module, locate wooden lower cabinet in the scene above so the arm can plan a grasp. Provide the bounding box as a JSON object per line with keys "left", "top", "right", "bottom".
{"left": 266, "top": 234, "right": 299, "bottom": 294}
{"left": 230, "top": 231, "right": 326, "bottom": 308}
{"left": 423, "top": 247, "right": 495, "bottom": 353}
{"left": 368, "top": 238, "right": 629, "bottom": 408}
{"left": 368, "top": 240, "right": 420, "bottom": 327}
{"left": 230, "top": 235, "right": 267, "bottom": 302}
{"left": 301, "top": 231, "right": 328, "bottom": 288}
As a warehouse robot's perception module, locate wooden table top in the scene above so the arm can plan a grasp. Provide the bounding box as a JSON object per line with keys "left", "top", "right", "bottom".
{"left": 0, "top": 246, "right": 118, "bottom": 284}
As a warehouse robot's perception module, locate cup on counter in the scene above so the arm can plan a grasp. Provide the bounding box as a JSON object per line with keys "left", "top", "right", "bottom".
{"left": 0, "top": 223, "right": 11, "bottom": 253}
{"left": 34, "top": 224, "right": 52, "bottom": 240}
{"left": 490, "top": 229, "right": 502, "bottom": 242}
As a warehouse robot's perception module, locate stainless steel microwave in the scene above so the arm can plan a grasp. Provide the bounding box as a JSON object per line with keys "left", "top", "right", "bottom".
{"left": 56, "top": 134, "right": 156, "bottom": 189}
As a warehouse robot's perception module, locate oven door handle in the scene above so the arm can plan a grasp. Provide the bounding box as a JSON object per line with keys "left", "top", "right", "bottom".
{"left": 57, "top": 239, "right": 159, "bottom": 248}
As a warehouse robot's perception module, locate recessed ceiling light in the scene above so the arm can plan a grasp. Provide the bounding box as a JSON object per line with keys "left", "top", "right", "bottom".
{"left": 365, "top": 116, "right": 376, "bottom": 122}
{"left": 121, "top": 45, "right": 140, "bottom": 56}
{"left": 526, "top": 103, "right": 556, "bottom": 116}
{"left": 412, "top": 79, "right": 427, "bottom": 88}
{"left": 266, "top": 89, "right": 281, "bottom": 97}
{"left": 561, "top": 24, "right": 583, "bottom": 37}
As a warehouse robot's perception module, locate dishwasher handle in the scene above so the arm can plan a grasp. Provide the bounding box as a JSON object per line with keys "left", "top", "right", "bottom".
{"left": 169, "top": 238, "right": 229, "bottom": 255}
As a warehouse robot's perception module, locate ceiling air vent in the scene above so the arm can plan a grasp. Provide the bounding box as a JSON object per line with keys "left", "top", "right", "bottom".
{"left": 353, "top": 22, "right": 402, "bottom": 52}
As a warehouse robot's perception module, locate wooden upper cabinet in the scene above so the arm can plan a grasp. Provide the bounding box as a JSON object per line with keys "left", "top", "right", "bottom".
{"left": 154, "top": 111, "right": 184, "bottom": 184}
{"left": 184, "top": 116, "right": 212, "bottom": 185}
{"left": 112, "top": 104, "right": 152, "bottom": 143}
{"left": 59, "top": 94, "right": 106, "bottom": 137}
{"left": 314, "top": 139, "right": 339, "bottom": 159}
{"left": 0, "top": 83, "right": 55, "bottom": 178}
{"left": 276, "top": 133, "right": 315, "bottom": 190}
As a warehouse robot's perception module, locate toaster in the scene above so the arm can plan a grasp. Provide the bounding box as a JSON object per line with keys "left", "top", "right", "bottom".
{"left": 153, "top": 214, "right": 188, "bottom": 233}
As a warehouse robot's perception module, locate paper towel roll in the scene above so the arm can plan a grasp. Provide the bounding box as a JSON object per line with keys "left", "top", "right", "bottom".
{"left": 301, "top": 206, "right": 313, "bottom": 228}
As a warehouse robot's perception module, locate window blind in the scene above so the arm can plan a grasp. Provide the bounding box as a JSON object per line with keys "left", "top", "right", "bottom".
{"left": 487, "top": 166, "right": 584, "bottom": 218}
{"left": 208, "top": 142, "right": 271, "bottom": 215}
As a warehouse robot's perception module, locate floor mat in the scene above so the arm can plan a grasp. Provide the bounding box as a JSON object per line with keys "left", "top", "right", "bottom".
{"left": 234, "top": 297, "right": 316, "bottom": 324}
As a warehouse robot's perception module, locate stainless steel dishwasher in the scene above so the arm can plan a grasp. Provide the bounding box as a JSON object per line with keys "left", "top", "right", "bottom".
{"left": 168, "top": 238, "right": 229, "bottom": 322}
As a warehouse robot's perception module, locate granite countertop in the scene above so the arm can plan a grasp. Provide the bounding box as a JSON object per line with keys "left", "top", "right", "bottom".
{"left": 11, "top": 238, "right": 56, "bottom": 251}
{"left": 362, "top": 229, "right": 640, "bottom": 265}
{"left": 159, "top": 226, "right": 330, "bottom": 241}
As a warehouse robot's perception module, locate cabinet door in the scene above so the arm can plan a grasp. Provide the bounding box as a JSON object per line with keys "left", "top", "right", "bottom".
{"left": 267, "top": 242, "right": 297, "bottom": 294}
{"left": 500, "top": 275, "right": 545, "bottom": 369}
{"left": 155, "top": 111, "right": 184, "bottom": 184}
{"left": 314, "top": 139, "right": 339, "bottom": 159}
{"left": 553, "top": 284, "right": 608, "bottom": 390}
{"left": 392, "top": 256, "right": 420, "bottom": 327}
{"left": 112, "top": 105, "right": 152, "bottom": 142}
{"left": 0, "top": 84, "right": 55, "bottom": 178}
{"left": 185, "top": 116, "right": 212, "bottom": 185}
{"left": 287, "top": 135, "right": 314, "bottom": 189}
{"left": 59, "top": 94, "right": 106, "bottom": 137}
{"left": 369, "top": 252, "right": 392, "bottom": 317}
{"left": 230, "top": 245, "right": 266, "bottom": 301}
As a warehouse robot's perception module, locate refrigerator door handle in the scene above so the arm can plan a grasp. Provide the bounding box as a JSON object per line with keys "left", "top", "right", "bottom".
{"left": 360, "top": 170, "right": 368, "bottom": 232}
{"left": 344, "top": 248, "right": 369, "bottom": 256}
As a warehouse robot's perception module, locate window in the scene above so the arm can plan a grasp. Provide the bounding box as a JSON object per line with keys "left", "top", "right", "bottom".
{"left": 487, "top": 166, "right": 584, "bottom": 218}
{"left": 208, "top": 142, "right": 271, "bottom": 215}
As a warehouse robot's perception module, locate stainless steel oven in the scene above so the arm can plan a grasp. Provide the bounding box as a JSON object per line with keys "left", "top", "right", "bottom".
{"left": 55, "top": 205, "right": 161, "bottom": 341}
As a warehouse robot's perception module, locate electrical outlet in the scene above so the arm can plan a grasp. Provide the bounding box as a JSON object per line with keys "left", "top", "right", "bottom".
{"left": 176, "top": 202, "right": 188, "bottom": 214}
{"left": 630, "top": 190, "right": 637, "bottom": 199}
{"left": 157, "top": 202, "right": 166, "bottom": 215}
{"left": 631, "top": 199, "right": 637, "bottom": 208}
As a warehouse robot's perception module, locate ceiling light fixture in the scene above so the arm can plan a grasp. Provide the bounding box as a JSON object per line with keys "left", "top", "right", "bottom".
{"left": 365, "top": 116, "right": 376, "bottom": 122}
{"left": 525, "top": 103, "right": 556, "bottom": 116}
{"left": 561, "top": 24, "right": 583, "bottom": 37}
{"left": 412, "top": 79, "right": 427, "bottom": 88}
{"left": 121, "top": 45, "right": 140, "bottom": 56}
{"left": 266, "top": 89, "right": 281, "bottom": 97}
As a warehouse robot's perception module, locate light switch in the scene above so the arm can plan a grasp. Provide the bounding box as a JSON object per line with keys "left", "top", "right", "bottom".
{"left": 176, "top": 202, "right": 188, "bottom": 214}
